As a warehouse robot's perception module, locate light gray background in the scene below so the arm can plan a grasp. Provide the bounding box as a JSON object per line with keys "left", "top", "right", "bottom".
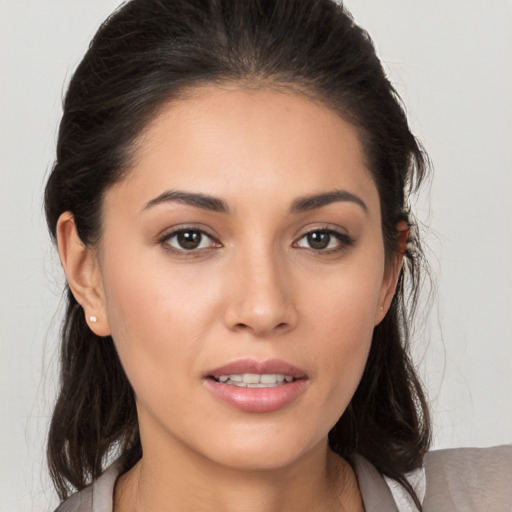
{"left": 1, "top": 1, "right": 511, "bottom": 510}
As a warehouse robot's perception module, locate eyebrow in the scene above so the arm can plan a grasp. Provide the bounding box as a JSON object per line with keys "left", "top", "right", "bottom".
{"left": 289, "top": 189, "right": 368, "bottom": 214}
{"left": 143, "top": 188, "right": 367, "bottom": 215}
{"left": 143, "top": 190, "right": 230, "bottom": 213}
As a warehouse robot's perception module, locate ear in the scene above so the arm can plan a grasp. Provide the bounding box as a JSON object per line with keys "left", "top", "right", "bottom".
{"left": 56, "top": 212, "right": 111, "bottom": 336}
{"left": 374, "top": 220, "right": 409, "bottom": 325}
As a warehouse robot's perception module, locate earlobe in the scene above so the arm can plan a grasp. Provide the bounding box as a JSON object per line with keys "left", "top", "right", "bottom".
{"left": 56, "top": 212, "right": 111, "bottom": 336}
{"left": 374, "top": 221, "right": 409, "bottom": 325}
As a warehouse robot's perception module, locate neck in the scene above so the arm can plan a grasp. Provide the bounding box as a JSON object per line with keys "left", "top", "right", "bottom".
{"left": 114, "top": 440, "right": 363, "bottom": 512}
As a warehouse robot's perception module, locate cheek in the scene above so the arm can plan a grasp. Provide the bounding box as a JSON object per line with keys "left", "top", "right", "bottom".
{"left": 300, "top": 256, "right": 384, "bottom": 403}
{"left": 306, "top": 255, "right": 384, "bottom": 340}
{"left": 99, "top": 248, "right": 222, "bottom": 393}
{"left": 102, "top": 239, "right": 215, "bottom": 330}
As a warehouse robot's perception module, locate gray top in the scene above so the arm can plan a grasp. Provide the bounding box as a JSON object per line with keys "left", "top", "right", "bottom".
{"left": 54, "top": 445, "right": 512, "bottom": 512}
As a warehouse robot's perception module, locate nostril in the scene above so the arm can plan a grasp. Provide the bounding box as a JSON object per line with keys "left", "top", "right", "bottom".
{"left": 224, "top": 295, "right": 298, "bottom": 335}
{"left": 232, "top": 321, "right": 289, "bottom": 333}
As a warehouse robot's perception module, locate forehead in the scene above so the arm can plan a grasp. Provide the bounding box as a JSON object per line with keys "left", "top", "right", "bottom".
{"left": 109, "top": 85, "right": 378, "bottom": 214}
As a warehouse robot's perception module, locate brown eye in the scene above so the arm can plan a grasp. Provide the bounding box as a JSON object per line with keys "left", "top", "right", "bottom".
{"left": 306, "top": 231, "right": 332, "bottom": 250}
{"left": 294, "top": 229, "right": 352, "bottom": 252}
{"left": 176, "top": 230, "right": 203, "bottom": 250}
{"left": 162, "top": 228, "right": 219, "bottom": 252}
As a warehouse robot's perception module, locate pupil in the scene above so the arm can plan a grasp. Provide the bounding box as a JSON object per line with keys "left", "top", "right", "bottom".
{"left": 178, "top": 231, "right": 201, "bottom": 249}
{"left": 307, "top": 231, "right": 330, "bottom": 249}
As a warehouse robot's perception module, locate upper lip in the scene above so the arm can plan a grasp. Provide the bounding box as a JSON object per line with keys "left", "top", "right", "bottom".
{"left": 205, "top": 358, "right": 307, "bottom": 379}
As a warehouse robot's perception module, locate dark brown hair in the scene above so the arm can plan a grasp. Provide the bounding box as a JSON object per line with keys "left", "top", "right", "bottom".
{"left": 45, "top": 0, "right": 431, "bottom": 508}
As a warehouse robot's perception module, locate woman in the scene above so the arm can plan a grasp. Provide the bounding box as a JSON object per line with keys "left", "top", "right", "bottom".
{"left": 44, "top": 0, "right": 511, "bottom": 511}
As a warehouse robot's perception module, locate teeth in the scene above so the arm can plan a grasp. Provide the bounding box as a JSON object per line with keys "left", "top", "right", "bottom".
{"left": 217, "top": 373, "right": 295, "bottom": 387}
{"left": 243, "top": 374, "right": 261, "bottom": 384}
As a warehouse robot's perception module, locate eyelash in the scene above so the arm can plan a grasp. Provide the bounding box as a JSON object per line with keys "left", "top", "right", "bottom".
{"left": 158, "top": 226, "right": 354, "bottom": 256}
{"left": 159, "top": 227, "right": 221, "bottom": 256}
{"left": 292, "top": 227, "right": 354, "bottom": 254}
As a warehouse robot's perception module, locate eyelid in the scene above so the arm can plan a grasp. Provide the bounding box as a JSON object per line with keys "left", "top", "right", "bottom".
{"left": 292, "top": 226, "right": 354, "bottom": 253}
{"left": 158, "top": 225, "right": 222, "bottom": 255}
{"left": 156, "top": 222, "right": 220, "bottom": 242}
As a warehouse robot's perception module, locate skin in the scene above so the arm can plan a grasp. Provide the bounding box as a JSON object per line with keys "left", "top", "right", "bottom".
{"left": 57, "top": 86, "right": 405, "bottom": 512}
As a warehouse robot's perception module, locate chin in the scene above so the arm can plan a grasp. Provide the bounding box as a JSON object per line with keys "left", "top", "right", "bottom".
{"left": 193, "top": 423, "right": 326, "bottom": 472}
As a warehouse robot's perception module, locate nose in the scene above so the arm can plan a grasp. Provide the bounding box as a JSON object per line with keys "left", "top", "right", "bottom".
{"left": 223, "top": 248, "right": 298, "bottom": 337}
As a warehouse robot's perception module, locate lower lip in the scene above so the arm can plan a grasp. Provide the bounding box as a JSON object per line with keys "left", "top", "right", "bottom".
{"left": 204, "top": 378, "right": 308, "bottom": 413}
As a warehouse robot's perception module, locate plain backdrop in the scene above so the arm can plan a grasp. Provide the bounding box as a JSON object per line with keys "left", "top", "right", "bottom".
{"left": 1, "top": 1, "right": 511, "bottom": 510}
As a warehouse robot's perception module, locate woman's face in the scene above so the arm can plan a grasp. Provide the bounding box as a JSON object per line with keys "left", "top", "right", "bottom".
{"left": 93, "top": 87, "right": 398, "bottom": 471}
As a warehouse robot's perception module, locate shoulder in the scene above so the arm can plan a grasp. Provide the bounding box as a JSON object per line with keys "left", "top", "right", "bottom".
{"left": 423, "top": 445, "right": 512, "bottom": 511}
{"left": 53, "top": 486, "right": 92, "bottom": 512}
{"left": 52, "top": 461, "right": 121, "bottom": 512}
{"left": 353, "top": 446, "right": 512, "bottom": 512}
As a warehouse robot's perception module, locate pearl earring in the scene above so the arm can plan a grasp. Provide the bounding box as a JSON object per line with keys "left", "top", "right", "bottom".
{"left": 90, "top": 315, "right": 98, "bottom": 323}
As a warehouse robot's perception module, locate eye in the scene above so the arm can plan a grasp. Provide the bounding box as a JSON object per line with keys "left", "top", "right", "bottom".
{"left": 293, "top": 229, "right": 352, "bottom": 252}
{"left": 160, "top": 228, "right": 220, "bottom": 252}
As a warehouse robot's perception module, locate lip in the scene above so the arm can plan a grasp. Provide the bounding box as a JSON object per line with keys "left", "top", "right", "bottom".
{"left": 203, "top": 358, "right": 308, "bottom": 413}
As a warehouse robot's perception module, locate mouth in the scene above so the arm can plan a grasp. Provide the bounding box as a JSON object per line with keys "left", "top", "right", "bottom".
{"left": 204, "top": 359, "right": 308, "bottom": 413}
{"left": 205, "top": 358, "right": 307, "bottom": 384}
